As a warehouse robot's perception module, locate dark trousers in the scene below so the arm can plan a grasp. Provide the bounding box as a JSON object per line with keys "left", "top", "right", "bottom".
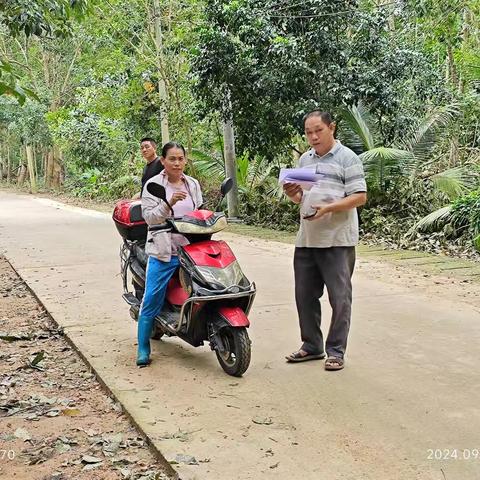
{"left": 294, "top": 246, "right": 355, "bottom": 358}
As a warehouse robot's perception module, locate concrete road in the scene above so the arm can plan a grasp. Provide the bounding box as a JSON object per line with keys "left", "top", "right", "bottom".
{"left": 1, "top": 190, "right": 479, "bottom": 480}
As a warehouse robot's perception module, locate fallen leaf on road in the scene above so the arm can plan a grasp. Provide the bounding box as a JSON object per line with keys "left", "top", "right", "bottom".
{"left": 119, "top": 468, "right": 132, "bottom": 478}
{"left": 62, "top": 408, "right": 81, "bottom": 416}
{"left": 30, "top": 351, "right": 45, "bottom": 367}
{"left": 170, "top": 454, "right": 198, "bottom": 465}
{"left": 82, "top": 462, "right": 103, "bottom": 471}
{"left": 54, "top": 440, "right": 71, "bottom": 454}
{"left": 82, "top": 455, "right": 103, "bottom": 464}
{"left": 159, "top": 429, "right": 191, "bottom": 442}
{"left": 57, "top": 436, "right": 78, "bottom": 445}
{"left": 0, "top": 333, "right": 31, "bottom": 342}
{"left": 78, "top": 427, "right": 98, "bottom": 437}
{"left": 46, "top": 409, "right": 60, "bottom": 417}
{"left": 35, "top": 395, "right": 57, "bottom": 405}
{"left": 21, "top": 444, "right": 55, "bottom": 465}
{"left": 49, "top": 471, "right": 65, "bottom": 480}
{"left": 113, "top": 455, "right": 140, "bottom": 465}
{"left": 14, "top": 427, "right": 31, "bottom": 441}
{"left": 252, "top": 416, "right": 273, "bottom": 425}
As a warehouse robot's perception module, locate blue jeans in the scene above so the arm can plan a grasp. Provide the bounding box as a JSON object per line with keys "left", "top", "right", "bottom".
{"left": 137, "top": 255, "right": 179, "bottom": 361}
{"left": 140, "top": 256, "right": 179, "bottom": 320}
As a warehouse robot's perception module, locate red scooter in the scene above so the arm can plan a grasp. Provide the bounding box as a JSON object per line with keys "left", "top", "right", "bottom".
{"left": 113, "top": 179, "right": 256, "bottom": 376}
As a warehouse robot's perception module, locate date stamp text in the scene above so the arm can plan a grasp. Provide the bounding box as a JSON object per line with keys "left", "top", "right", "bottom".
{"left": 0, "top": 449, "right": 16, "bottom": 461}
{"left": 427, "top": 449, "right": 479, "bottom": 461}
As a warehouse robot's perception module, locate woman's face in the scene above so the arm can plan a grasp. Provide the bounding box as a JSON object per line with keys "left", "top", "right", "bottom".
{"left": 161, "top": 147, "right": 187, "bottom": 176}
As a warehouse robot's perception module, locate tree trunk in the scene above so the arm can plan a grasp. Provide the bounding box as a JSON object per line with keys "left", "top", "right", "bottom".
{"left": 33, "top": 145, "right": 38, "bottom": 185}
{"left": 45, "top": 144, "right": 63, "bottom": 190}
{"left": 52, "top": 145, "right": 63, "bottom": 189}
{"left": 7, "top": 142, "right": 11, "bottom": 183}
{"left": 449, "top": 136, "right": 459, "bottom": 168}
{"left": 0, "top": 138, "right": 5, "bottom": 179}
{"left": 376, "top": 0, "right": 395, "bottom": 30}
{"left": 446, "top": 45, "right": 458, "bottom": 87}
{"left": 458, "top": 8, "right": 471, "bottom": 94}
{"left": 461, "top": 7, "right": 471, "bottom": 44}
{"left": 185, "top": 121, "right": 195, "bottom": 177}
{"left": 223, "top": 117, "right": 239, "bottom": 218}
{"left": 43, "top": 150, "right": 48, "bottom": 185}
{"left": 26, "top": 144, "right": 37, "bottom": 193}
{"left": 18, "top": 164, "right": 27, "bottom": 186}
{"left": 45, "top": 149, "right": 55, "bottom": 188}
{"left": 0, "top": 144, "right": 4, "bottom": 180}
{"left": 153, "top": 0, "right": 170, "bottom": 144}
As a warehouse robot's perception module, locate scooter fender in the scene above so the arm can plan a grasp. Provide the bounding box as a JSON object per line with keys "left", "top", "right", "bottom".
{"left": 218, "top": 306, "right": 250, "bottom": 327}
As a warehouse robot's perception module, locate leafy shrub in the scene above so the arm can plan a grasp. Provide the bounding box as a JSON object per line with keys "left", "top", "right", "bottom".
{"left": 450, "top": 190, "right": 480, "bottom": 250}
{"left": 109, "top": 175, "right": 140, "bottom": 199}
{"left": 240, "top": 190, "right": 300, "bottom": 232}
{"left": 66, "top": 168, "right": 139, "bottom": 200}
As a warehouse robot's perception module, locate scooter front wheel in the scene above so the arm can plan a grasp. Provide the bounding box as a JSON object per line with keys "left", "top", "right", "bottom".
{"left": 215, "top": 327, "right": 251, "bottom": 377}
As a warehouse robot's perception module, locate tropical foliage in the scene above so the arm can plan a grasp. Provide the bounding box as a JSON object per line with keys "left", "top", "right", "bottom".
{"left": 0, "top": 0, "right": 479, "bottom": 256}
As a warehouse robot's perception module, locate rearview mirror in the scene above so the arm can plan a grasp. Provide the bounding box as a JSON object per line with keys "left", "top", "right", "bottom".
{"left": 147, "top": 182, "right": 167, "bottom": 200}
{"left": 220, "top": 178, "right": 233, "bottom": 197}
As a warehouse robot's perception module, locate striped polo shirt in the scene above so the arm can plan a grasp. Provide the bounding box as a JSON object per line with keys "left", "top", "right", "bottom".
{"left": 296, "top": 140, "right": 367, "bottom": 248}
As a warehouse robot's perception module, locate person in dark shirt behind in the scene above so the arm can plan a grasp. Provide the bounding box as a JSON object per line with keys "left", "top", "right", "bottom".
{"left": 132, "top": 137, "right": 164, "bottom": 199}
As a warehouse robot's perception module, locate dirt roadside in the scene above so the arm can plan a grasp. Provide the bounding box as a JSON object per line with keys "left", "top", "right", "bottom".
{"left": 0, "top": 256, "right": 172, "bottom": 480}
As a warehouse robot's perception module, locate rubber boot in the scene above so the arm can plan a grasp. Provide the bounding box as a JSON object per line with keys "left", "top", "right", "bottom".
{"left": 136, "top": 314, "right": 153, "bottom": 366}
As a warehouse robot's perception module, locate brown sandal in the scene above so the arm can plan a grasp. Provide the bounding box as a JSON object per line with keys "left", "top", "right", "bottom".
{"left": 325, "top": 356, "right": 344, "bottom": 371}
{"left": 286, "top": 350, "right": 326, "bottom": 363}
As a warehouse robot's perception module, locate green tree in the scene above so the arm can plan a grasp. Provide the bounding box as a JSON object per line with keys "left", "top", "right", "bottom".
{"left": 0, "top": 0, "right": 89, "bottom": 103}
{"left": 192, "top": 0, "right": 446, "bottom": 158}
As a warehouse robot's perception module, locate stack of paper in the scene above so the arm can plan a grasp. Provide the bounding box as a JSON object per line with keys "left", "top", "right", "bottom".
{"left": 278, "top": 168, "right": 322, "bottom": 190}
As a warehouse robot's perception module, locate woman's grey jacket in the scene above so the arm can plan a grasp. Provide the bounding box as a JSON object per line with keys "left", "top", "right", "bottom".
{"left": 142, "top": 172, "right": 203, "bottom": 261}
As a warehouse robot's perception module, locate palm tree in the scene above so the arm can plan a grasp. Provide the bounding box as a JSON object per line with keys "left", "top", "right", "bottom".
{"left": 190, "top": 148, "right": 283, "bottom": 199}
{"left": 339, "top": 102, "right": 479, "bottom": 248}
{"left": 338, "top": 102, "right": 471, "bottom": 203}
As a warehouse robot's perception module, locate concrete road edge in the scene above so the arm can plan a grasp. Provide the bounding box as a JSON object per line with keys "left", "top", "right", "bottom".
{"left": 4, "top": 254, "right": 180, "bottom": 480}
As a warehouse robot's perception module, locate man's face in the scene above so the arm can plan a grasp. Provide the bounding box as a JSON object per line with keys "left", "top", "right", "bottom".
{"left": 140, "top": 141, "right": 157, "bottom": 162}
{"left": 305, "top": 116, "right": 335, "bottom": 153}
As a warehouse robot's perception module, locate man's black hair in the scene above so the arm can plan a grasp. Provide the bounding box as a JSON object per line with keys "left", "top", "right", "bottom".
{"left": 140, "top": 137, "right": 157, "bottom": 146}
{"left": 302, "top": 111, "right": 334, "bottom": 127}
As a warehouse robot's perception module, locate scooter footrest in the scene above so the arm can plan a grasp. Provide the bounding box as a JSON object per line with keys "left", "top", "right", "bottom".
{"left": 158, "top": 311, "right": 180, "bottom": 329}
{"left": 123, "top": 293, "right": 140, "bottom": 306}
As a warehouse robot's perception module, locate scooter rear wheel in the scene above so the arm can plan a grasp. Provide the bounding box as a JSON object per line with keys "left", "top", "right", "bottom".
{"left": 215, "top": 327, "right": 251, "bottom": 377}
{"left": 151, "top": 323, "right": 164, "bottom": 340}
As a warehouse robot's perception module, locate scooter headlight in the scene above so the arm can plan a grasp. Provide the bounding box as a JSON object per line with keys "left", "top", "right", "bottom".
{"left": 195, "top": 261, "right": 246, "bottom": 289}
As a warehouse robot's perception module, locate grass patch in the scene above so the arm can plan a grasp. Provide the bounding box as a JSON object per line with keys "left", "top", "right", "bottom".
{"left": 226, "top": 223, "right": 297, "bottom": 244}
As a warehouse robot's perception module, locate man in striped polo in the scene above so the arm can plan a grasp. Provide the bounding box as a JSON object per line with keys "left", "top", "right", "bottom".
{"left": 284, "top": 111, "right": 367, "bottom": 371}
